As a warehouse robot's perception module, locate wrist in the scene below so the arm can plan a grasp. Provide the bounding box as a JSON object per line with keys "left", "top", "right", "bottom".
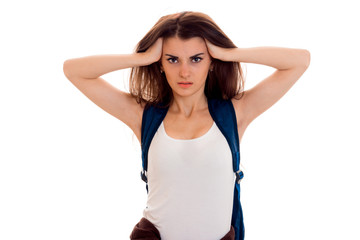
{"left": 223, "top": 47, "right": 239, "bottom": 62}
{"left": 133, "top": 52, "right": 151, "bottom": 66}
{"left": 137, "top": 52, "right": 159, "bottom": 66}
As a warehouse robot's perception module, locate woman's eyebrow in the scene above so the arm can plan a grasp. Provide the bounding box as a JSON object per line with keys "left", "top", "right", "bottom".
{"left": 165, "top": 53, "right": 204, "bottom": 58}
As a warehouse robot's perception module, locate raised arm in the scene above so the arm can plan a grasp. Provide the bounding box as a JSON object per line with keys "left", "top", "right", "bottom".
{"left": 63, "top": 38, "right": 163, "bottom": 142}
{"left": 205, "top": 40, "right": 311, "bottom": 129}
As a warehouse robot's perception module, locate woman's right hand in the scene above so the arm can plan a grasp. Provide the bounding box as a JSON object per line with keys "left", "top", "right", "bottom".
{"left": 142, "top": 38, "right": 163, "bottom": 65}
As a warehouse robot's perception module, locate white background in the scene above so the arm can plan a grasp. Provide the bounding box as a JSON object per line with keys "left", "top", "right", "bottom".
{"left": 1, "top": 0, "right": 359, "bottom": 239}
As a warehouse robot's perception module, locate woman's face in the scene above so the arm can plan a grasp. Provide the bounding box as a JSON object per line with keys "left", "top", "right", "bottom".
{"left": 160, "top": 36, "right": 212, "bottom": 98}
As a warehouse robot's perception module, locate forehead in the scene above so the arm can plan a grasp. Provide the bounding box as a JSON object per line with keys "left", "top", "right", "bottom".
{"left": 162, "top": 37, "right": 207, "bottom": 55}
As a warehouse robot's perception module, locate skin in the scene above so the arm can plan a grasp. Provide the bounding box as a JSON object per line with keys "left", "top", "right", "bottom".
{"left": 64, "top": 35, "right": 310, "bottom": 144}
{"left": 159, "top": 37, "right": 215, "bottom": 140}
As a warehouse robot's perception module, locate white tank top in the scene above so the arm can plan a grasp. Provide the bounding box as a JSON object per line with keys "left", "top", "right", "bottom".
{"left": 142, "top": 121, "right": 235, "bottom": 240}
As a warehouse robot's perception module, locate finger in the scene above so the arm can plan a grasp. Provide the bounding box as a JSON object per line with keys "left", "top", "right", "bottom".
{"left": 157, "top": 37, "right": 163, "bottom": 46}
{"left": 204, "top": 39, "right": 215, "bottom": 57}
{"left": 204, "top": 39, "right": 211, "bottom": 48}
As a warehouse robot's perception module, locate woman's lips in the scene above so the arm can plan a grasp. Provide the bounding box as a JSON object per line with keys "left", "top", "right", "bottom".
{"left": 178, "top": 82, "right": 193, "bottom": 88}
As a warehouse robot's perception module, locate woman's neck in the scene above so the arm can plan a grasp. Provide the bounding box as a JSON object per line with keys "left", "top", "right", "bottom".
{"left": 169, "top": 93, "right": 208, "bottom": 118}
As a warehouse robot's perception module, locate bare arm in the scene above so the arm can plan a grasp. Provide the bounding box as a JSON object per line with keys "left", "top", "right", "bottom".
{"left": 206, "top": 40, "right": 311, "bottom": 128}
{"left": 63, "top": 37, "right": 163, "bottom": 79}
{"left": 63, "top": 53, "right": 153, "bottom": 79}
{"left": 207, "top": 44, "right": 310, "bottom": 70}
{"left": 63, "top": 38, "right": 163, "bottom": 142}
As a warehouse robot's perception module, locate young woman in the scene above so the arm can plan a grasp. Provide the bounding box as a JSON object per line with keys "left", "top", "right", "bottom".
{"left": 63, "top": 11, "right": 310, "bottom": 240}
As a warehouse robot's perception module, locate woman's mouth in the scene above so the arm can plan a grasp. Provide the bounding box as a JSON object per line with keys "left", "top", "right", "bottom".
{"left": 178, "top": 82, "right": 193, "bottom": 88}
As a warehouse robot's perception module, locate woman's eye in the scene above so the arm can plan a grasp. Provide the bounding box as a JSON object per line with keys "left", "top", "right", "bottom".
{"left": 192, "top": 57, "right": 202, "bottom": 63}
{"left": 167, "top": 58, "right": 178, "bottom": 63}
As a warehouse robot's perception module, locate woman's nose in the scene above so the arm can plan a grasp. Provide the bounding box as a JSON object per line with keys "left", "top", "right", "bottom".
{"left": 179, "top": 62, "right": 190, "bottom": 78}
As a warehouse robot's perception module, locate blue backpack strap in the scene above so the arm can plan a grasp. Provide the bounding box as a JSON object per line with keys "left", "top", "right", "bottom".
{"left": 208, "top": 98, "right": 245, "bottom": 240}
{"left": 140, "top": 103, "right": 169, "bottom": 193}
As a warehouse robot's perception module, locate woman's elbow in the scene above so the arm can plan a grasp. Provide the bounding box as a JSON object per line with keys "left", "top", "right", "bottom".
{"left": 302, "top": 49, "right": 311, "bottom": 68}
{"left": 63, "top": 59, "right": 74, "bottom": 79}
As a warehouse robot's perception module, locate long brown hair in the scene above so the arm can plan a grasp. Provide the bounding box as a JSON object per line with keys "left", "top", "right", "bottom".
{"left": 129, "top": 11, "right": 245, "bottom": 107}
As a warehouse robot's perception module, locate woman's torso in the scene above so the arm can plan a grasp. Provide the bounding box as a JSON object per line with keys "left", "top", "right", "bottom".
{"left": 142, "top": 115, "right": 235, "bottom": 240}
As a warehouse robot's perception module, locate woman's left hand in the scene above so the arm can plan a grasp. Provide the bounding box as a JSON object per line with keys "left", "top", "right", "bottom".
{"left": 205, "top": 39, "right": 234, "bottom": 62}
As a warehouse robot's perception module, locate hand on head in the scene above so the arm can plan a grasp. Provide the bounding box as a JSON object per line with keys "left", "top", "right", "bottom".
{"left": 144, "top": 38, "right": 163, "bottom": 65}
{"left": 204, "top": 39, "right": 232, "bottom": 62}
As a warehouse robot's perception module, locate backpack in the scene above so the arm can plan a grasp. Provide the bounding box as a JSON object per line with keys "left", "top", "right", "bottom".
{"left": 140, "top": 98, "right": 245, "bottom": 240}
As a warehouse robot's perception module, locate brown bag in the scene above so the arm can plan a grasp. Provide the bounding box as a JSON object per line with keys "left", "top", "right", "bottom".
{"left": 130, "top": 217, "right": 235, "bottom": 240}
